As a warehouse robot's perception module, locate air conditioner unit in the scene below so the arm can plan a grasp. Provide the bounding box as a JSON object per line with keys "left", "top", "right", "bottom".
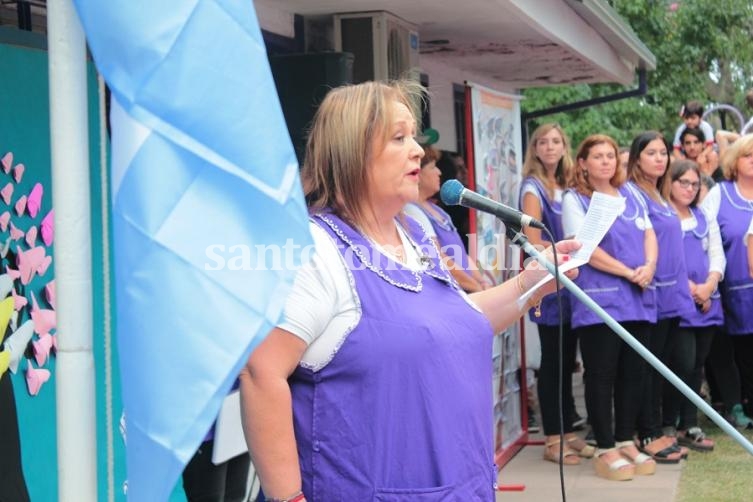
{"left": 334, "top": 11, "right": 420, "bottom": 83}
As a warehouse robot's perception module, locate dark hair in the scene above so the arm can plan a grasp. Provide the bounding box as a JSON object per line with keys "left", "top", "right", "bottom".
{"left": 680, "top": 126, "right": 705, "bottom": 144}
{"left": 682, "top": 100, "right": 704, "bottom": 118}
{"left": 627, "top": 131, "right": 671, "bottom": 202}
{"left": 669, "top": 159, "right": 702, "bottom": 207}
{"left": 421, "top": 145, "right": 441, "bottom": 167}
{"left": 746, "top": 89, "right": 753, "bottom": 109}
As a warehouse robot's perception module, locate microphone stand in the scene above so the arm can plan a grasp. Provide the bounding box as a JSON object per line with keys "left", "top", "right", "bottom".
{"left": 505, "top": 224, "right": 753, "bottom": 457}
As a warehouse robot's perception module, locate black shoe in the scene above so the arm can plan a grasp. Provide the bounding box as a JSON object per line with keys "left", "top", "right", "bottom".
{"left": 527, "top": 413, "right": 540, "bottom": 433}
{"left": 584, "top": 428, "right": 596, "bottom": 446}
{"left": 571, "top": 412, "right": 587, "bottom": 431}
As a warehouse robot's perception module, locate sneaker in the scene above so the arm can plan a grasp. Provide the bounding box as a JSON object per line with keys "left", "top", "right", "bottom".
{"left": 528, "top": 412, "right": 540, "bottom": 433}
{"left": 727, "top": 404, "right": 753, "bottom": 429}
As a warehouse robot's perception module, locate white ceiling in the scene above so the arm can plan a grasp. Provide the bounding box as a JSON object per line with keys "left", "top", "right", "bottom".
{"left": 267, "top": 0, "right": 655, "bottom": 88}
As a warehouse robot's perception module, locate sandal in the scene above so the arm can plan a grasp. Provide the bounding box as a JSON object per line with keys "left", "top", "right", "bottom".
{"left": 566, "top": 435, "right": 596, "bottom": 458}
{"left": 616, "top": 440, "right": 656, "bottom": 475}
{"left": 594, "top": 448, "right": 635, "bottom": 481}
{"left": 677, "top": 427, "right": 714, "bottom": 452}
{"left": 543, "top": 437, "right": 580, "bottom": 465}
{"left": 639, "top": 436, "right": 682, "bottom": 464}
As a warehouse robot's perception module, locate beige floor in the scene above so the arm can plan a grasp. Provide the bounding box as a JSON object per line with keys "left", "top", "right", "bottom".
{"left": 495, "top": 373, "right": 685, "bottom": 502}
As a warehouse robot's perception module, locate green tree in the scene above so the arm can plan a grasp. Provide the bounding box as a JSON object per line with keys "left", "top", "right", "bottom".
{"left": 522, "top": 0, "right": 753, "bottom": 148}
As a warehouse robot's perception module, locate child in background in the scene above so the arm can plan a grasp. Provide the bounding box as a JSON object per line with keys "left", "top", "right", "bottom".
{"left": 673, "top": 100, "right": 715, "bottom": 159}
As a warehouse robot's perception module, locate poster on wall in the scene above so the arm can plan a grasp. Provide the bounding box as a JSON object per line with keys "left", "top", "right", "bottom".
{"left": 467, "top": 82, "right": 524, "bottom": 458}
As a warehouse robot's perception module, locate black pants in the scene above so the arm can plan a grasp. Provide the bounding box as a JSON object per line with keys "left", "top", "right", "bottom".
{"left": 536, "top": 323, "right": 579, "bottom": 435}
{"left": 705, "top": 328, "right": 744, "bottom": 411}
{"left": 182, "top": 440, "right": 251, "bottom": 502}
{"left": 731, "top": 334, "right": 753, "bottom": 412}
{"left": 578, "top": 321, "right": 650, "bottom": 449}
{"left": 637, "top": 318, "right": 677, "bottom": 440}
{"left": 0, "top": 374, "right": 30, "bottom": 502}
{"left": 662, "top": 326, "right": 715, "bottom": 429}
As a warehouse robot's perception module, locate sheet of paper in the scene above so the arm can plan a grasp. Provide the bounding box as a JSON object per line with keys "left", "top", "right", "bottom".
{"left": 517, "top": 191, "right": 625, "bottom": 308}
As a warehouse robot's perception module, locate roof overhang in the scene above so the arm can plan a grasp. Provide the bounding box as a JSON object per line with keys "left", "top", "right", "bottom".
{"left": 264, "top": 0, "right": 656, "bottom": 87}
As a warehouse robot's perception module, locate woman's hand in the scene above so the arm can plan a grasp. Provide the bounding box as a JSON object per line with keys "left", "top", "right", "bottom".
{"left": 630, "top": 261, "right": 655, "bottom": 289}
{"left": 521, "top": 239, "right": 581, "bottom": 297}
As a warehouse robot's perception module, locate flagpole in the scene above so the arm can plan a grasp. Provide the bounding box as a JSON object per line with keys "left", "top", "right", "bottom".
{"left": 48, "top": 0, "right": 98, "bottom": 500}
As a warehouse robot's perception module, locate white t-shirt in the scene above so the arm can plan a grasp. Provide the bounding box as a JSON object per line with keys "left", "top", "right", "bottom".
{"left": 279, "top": 220, "right": 431, "bottom": 371}
{"left": 520, "top": 181, "right": 563, "bottom": 205}
{"left": 673, "top": 120, "right": 715, "bottom": 149}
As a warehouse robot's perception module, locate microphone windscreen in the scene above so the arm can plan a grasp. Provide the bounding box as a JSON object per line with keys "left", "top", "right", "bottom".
{"left": 440, "top": 179, "right": 464, "bottom": 206}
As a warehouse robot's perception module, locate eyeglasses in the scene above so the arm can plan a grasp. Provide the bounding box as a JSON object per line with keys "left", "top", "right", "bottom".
{"left": 674, "top": 179, "right": 700, "bottom": 190}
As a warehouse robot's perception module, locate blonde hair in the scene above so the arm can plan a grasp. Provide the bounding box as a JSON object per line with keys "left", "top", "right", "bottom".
{"left": 721, "top": 133, "right": 753, "bottom": 181}
{"left": 572, "top": 134, "right": 624, "bottom": 197}
{"left": 302, "top": 80, "right": 425, "bottom": 226}
{"left": 522, "top": 123, "right": 574, "bottom": 197}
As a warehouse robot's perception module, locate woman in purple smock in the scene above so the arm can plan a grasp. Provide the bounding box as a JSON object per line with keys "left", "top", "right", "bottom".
{"left": 403, "top": 144, "right": 491, "bottom": 293}
{"left": 701, "top": 133, "right": 753, "bottom": 421}
{"left": 562, "top": 134, "right": 658, "bottom": 481}
{"left": 238, "top": 80, "right": 579, "bottom": 502}
{"left": 518, "top": 123, "right": 594, "bottom": 465}
{"left": 627, "top": 131, "right": 694, "bottom": 463}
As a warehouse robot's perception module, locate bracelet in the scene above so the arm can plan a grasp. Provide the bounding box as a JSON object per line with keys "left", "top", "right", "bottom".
{"left": 516, "top": 273, "right": 527, "bottom": 294}
{"left": 526, "top": 293, "right": 543, "bottom": 318}
{"left": 266, "top": 491, "right": 305, "bottom": 502}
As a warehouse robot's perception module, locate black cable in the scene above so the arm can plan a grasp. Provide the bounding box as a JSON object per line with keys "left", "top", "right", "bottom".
{"left": 542, "top": 226, "right": 567, "bottom": 502}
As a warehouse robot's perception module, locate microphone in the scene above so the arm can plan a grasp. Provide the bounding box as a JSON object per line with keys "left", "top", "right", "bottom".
{"left": 440, "top": 179, "right": 546, "bottom": 230}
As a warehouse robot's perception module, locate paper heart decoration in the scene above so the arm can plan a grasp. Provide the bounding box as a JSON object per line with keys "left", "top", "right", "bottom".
{"left": 1, "top": 183, "right": 13, "bottom": 205}
{"left": 12, "top": 287, "right": 28, "bottom": 311}
{"left": 16, "top": 246, "right": 46, "bottom": 285}
{"left": 41, "top": 210, "right": 54, "bottom": 246}
{"left": 4, "top": 319, "right": 35, "bottom": 374}
{"left": 45, "top": 280, "right": 56, "bottom": 310}
{"left": 1, "top": 152, "right": 12, "bottom": 173}
{"left": 13, "top": 163, "right": 25, "bottom": 183}
{"left": 0, "top": 211, "right": 9, "bottom": 232}
{"left": 27, "top": 183, "right": 43, "bottom": 218}
{"left": 33, "top": 333, "right": 55, "bottom": 366}
{"left": 25, "top": 360, "right": 51, "bottom": 396}
{"left": 30, "top": 292, "right": 56, "bottom": 336}
{"left": 14, "top": 194, "right": 27, "bottom": 216}
{"left": 9, "top": 222, "right": 23, "bottom": 241}
{"left": 25, "top": 225, "right": 38, "bottom": 248}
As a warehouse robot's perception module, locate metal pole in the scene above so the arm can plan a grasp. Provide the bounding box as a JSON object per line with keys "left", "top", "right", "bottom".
{"left": 510, "top": 228, "right": 753, "bottom": 457}
{"left": 47, "top": 0, "right": 98, "bottom": 499}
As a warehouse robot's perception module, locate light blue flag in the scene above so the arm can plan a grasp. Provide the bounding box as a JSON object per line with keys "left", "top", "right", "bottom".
{"left": 72, "top": 1, "right": 312, "bottom": 499}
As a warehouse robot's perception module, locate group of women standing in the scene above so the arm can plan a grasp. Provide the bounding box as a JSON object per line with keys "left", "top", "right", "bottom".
{"left": 519, "top": 124, "right": 753, "bottom": 481}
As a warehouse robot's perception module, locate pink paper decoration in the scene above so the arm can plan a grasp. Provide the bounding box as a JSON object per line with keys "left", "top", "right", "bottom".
{"left": 1, "top": 183, "right": 13, "bottom": 205}
{"left": 9, "top": 222, "right": 23, "bottom": 241}
{"left": 0, "top": 211, "right": 9, "bottom": 232}
{"left": 41, "top": 210, "right": 54, "bottom": 246}
{"left": 30, "top": 292, "right": 56, "bottom": 337}
{"left": 12, "top": 287, "right": 28, "bottom": 311}
{"left": 37, "top": 255, "right": 52, "bottom": 276}
{"left": 14, "top": 195, "right": 27, "bottom": 216}
{"left": 25, "top": 360, "right": 51, "bottom": 396}
{"left": 33, "top": 333, "right": 55, "bottom": 367}
{"left": 15, "top": 246, "right": 46, "bottom": 285}
{"left": 1, "top": 152, "right": 12, "bottom": 173}
{"left": 25, "top": 225, "right": 38, "bottom": 248}
{"left": 27, "top": 183, "right": 43, "bottom": 218}
{"left": 13, "top": 163, "right": 24, "bottom": 183}
{"left": 45, "top": 280, "right": 56, "bottom": 310}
